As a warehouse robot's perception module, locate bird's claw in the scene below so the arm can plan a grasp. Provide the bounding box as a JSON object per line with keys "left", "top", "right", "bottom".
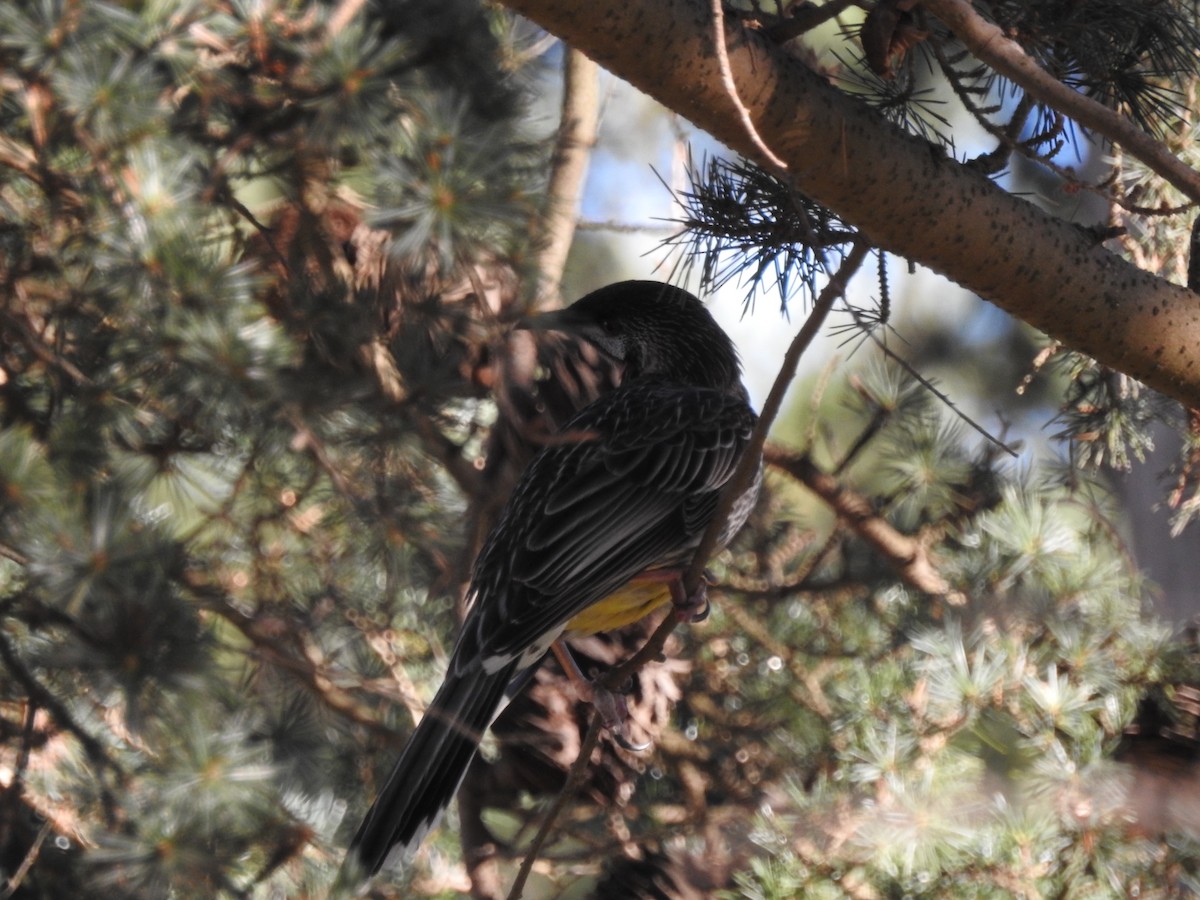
{"left": 672, "top": 571, "right": 713, "bottom": 623}
{"left": 553, "top": 641, "right": 652, "bottom": 752}
{"left": 614, "top": 729, "right": 652, "bottom": 753}
{"left": 685, "top": 591, "right": 711, "bottom": 623}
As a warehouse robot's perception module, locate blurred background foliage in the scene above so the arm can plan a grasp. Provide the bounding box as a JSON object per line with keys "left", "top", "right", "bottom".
{"left": 2, "top": 0, "right": 1200, "bottom": 897}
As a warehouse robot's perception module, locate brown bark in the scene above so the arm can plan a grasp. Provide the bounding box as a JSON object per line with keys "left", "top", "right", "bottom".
{"left": 497, "top": 0, "right": 1200, "bottom": 407}
{"left": 532, "top": 48, "right": 600, "bottom": 310}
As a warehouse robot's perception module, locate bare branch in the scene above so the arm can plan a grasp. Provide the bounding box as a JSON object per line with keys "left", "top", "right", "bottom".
{"left": 765, "top": 447, "right": 967, "bottom": 604}
{"left": 0, "top": 819, "right": 52, "bottom": 900}
{"left": 683, "top": 238, "right": 872, "bottom": 595}
{"left": 533, "top": 48, "right": 600, "bottom": 309}
{"left": 711, "top": 0, "right": 787, "bottom": 171}
{"left": 505, "top": 714, "right": 605, "bottom": 899}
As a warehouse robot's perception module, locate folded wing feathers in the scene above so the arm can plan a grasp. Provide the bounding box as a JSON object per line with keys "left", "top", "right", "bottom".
{"left": 466, "top": 384, "right": 754, "bottom": 665}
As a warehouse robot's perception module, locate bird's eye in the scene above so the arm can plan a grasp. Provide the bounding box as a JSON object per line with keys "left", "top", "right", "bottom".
{"left": 600, "top": 318, "right": 620, "bottom": 335}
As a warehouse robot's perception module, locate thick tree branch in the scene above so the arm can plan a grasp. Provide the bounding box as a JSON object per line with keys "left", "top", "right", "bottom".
{"left": 920, "top": 0, "right": 1200, "bottom": 204}
{"left": 497, "top": 0, "right": 1200, "bottom": 406}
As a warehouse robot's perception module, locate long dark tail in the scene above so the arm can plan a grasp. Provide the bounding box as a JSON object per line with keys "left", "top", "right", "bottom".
{"left": 344, "top": 660, "right": 517, "bottom": 879}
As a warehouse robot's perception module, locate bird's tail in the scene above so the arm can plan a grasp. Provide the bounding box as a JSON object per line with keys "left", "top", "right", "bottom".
{"left": 343, "top": 660, "right": 517, "bottom": 881}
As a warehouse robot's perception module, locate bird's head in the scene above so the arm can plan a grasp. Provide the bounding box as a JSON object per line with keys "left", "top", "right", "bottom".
{"left": 518, "top": 281, "right": 742, "bottom": 392}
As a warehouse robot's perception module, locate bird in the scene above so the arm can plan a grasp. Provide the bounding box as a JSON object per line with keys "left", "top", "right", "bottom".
{"left": 343, "top": 280, "right": 760, "bottom": 882}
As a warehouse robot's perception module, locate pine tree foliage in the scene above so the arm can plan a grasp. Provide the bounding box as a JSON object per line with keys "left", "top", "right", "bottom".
{"left": 663, "top": 155, "right": 858, "bottom": 313}
{"left": 0, "top": 0, "right": 540, "bottom": 895}
{"left": 3, "top": 0, "right": 1200, "bottom": 898}
{"left": 709, "top": 368, "right": 1185, "bottom": 898}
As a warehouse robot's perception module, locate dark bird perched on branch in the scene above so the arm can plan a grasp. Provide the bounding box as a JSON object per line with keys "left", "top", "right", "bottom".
{"left": 342, "top": 281, "right": 760, "bottom": 882}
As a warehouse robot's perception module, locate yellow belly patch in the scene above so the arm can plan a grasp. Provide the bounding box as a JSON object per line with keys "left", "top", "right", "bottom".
{"left": 565, "top": 581, "right": 673, "bottom": 636}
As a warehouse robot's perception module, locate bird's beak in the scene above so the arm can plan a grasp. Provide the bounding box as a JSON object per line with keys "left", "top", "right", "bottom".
{"left": 515, "top": 306, "right": 588, "bottom": 335}
{"left": 513, "top": 304, "right": 628, "bottom": 382}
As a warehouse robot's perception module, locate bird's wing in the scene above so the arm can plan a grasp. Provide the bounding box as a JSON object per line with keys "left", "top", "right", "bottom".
{"left": 458, "top": 382, "right": 755, "bottom": 670}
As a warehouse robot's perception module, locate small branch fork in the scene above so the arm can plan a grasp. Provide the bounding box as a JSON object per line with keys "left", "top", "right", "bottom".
{"left": 764, "top": 447, "right": 966, "bottom": 605}
{"left": 503, "top": 238, "right": 872, "bottom": 899}
{"left": 711, "top": 0, "right": 788, "bottom": 172}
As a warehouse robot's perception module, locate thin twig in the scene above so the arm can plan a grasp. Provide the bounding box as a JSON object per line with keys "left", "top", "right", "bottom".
{"left": 711, "top": 0, "right": 788, "bottom": 171}
{"left": 575, "top": 219, "right": 676, "bottom": 233}
{"left": 0, "top": 542, "right": 30, "bottom": 566}
{"left": 505, "top": 714, "right": 605, "bottom": 899}
{"left": 2, "top": 299, "right": 92, "bottom": 386}
{"left": 284, "top": 407, "right": 366, "bottom": 499}
{"left": 862, "top": 325, "right": 1018, "bottom": 457}
{"left": 223, "top": 187, "right": 290, "bottom": 274}
{"left": 407, "top": 409, "right": 485, "bottom": 497}
{"left": 505, "top": 30, "right": 560, "bottom": 71}
{"left": 721, "top": 512, "right": 841, "bottom": 596}
{"left": 0, "top": 819, "right": 52, "bottom": 900}
{"left": 506, "top": 238, "right": 872, "bottom": 897}
{"left": 684, "top": 238, "right": 872, "bottom": 595}
{"left": 920, "top": 0, "right": 1200, "bottom": 204}
{"left": 835, "top": 288, "right": 1019, "bottom": 457}
{"left": 762, "top": 0, "right": 862, "bottom": 44}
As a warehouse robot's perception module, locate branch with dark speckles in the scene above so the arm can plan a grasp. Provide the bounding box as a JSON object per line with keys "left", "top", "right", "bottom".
{"left": 497, "top": 0, "right": 1200, "bottom": 407}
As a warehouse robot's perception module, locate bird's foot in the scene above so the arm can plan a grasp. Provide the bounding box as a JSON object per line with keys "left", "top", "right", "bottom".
{"left": 670, "top": 570, "right": 713, "bottom": 623}
{"left": 552, "top": 641, "right": 650, "bottom": 752}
